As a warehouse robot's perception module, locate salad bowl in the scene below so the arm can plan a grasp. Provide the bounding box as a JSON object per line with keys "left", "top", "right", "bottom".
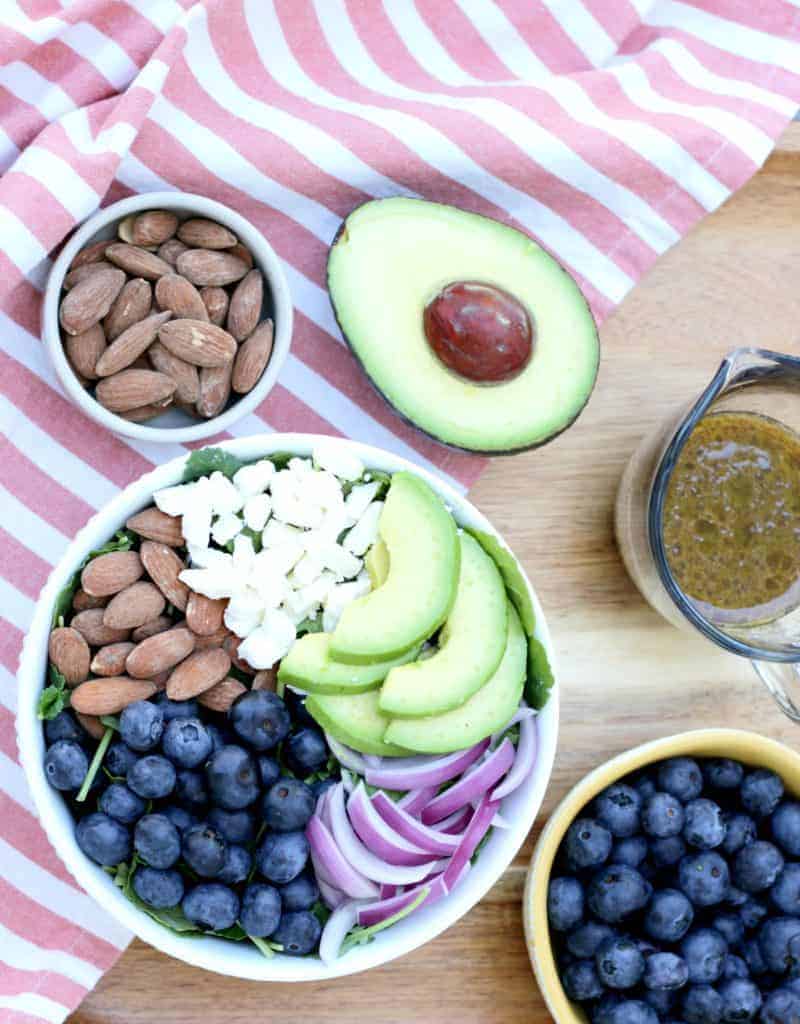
{"left": 17, "top": 433, "right": 558, "bottom": 981}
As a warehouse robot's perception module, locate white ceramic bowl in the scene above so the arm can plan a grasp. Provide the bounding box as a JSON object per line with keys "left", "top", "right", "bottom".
{"left": 43, "top": 192, "right": 293, "bottom": 444}
{"left": 17, "top": 434, "right": 558, "bottom": 981}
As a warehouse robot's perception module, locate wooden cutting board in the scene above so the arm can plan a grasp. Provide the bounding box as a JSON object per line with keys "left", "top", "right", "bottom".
{"left": 71, "top": 124, "right": 800, "bottom": 1024}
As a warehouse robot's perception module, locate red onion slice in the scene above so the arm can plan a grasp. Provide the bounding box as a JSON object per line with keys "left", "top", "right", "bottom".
{"left": 306, "top": 813, "right": 379, "bottom": 899}
{"left": 492, "top": 714, "right": 537, "bottom": 801}
{"left": 421, "top": 739, "right": 515, "bottom": 825}
{"left": 325, "top": 734, "right": 367, "bottom": 776}
{"left": 356, "top": 874, "right": 449, "bottom": 928}
{"left": 380, "top": 883, "right": 399, "bottom": 900}
{"left": 397, "top": 785, "right": 438, "bottom": 816}
{"left": 431, "top": 805, "right": 473, "bottom": 834}
{"left": 364, "top": 739, "right": 489, "bottom": 791}
{"left": 347, "top": 784, "right": 433, "bottom": 866}
{"left": 319, "top": 899, "right": 365, "bottom": 965}
{"left": 443, "top": 794, "right": 500, "bottom": 890}
{"left": 371, "top": 791, "right": 462, "bottom": 855}
{"left": 490, "top": 704, "right": 535, "bottom": 746}
{"left": 316, "top": 872, "right": 347, "bottom": 910}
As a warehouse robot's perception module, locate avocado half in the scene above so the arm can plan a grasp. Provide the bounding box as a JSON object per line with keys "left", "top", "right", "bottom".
{"left": 327, "top": 197, "right": 600, "bottom": 454}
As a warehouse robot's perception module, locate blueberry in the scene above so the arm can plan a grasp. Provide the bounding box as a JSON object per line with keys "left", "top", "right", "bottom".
{"left": 652, "top": 836, "right": 687, "bottom": 869}
{"left": 182, "top": 823, "right": 227, "bottom": 877}
{"left": 738, "top": 897, "right": 768, "bottom": 930}
{"left": 44, "top": 739, "right": 88, "bottom": 791}
{"left": 771, "top": 864, "right": 800, "bottom": 916}
{"left": 681, "top": 929, "right": 728, "bottom": 984}
{"left": 711, "top": 913, "right": 744, "bottom": 948}
{"left": 684, "top": 799, "right": 726, "bottom": 850}
{"left": 741, "top": 938, "right": 767, "bottom": 976}
{"left": 643, "top": 989, "right": 677, "bottom": 1017}
{"left": 593, "top": 993, "right": 624, "bottom": 1024}
{"left": 605, "top": 1001, "right": 659, "bottom": 1024}
{"left": 634, "top": 775, "right": 657, "bottom": 802}
{"left": 271, "top": 910, "right": 321, "bottom": 955}
{"left": 717, "top": 978, "right": 761, "bottom": 1022}
{"left": 285, "top": 728, "right": 328, "bottom": 778}
{"left": 567, "top": 922, "right": 616, "bottom": 961}
{"left": 595, "top": 784, "right": 643, "bottom": 839}
{"left": 563, "top": 959, "right": 604, "bottom": 1001}
{"left": 659, "top": 758, "right": 703, "bottom": 803}
{"left": 279, "top": 871, "right": 319, "bottom": 912}
{"left": 722, "top": 814, "right": 757, "bottom": 857}
{"left": 759, "top": 917, "right": 800, "bottom": 974}
{"left": 161, "top": 805, "right": 196, "bottom": 834}
{"left": 256, "top": 830, "right": 309, "bottom": 885}
{"left": 722, "top": 955, "right": 749, "bottom": 981}
{"left": 262, "top": 779, "right": 315, "bottom": 833}
{"left": 175, "top": 769, "right": 208, "bottom": 810}
{"left": 132, "top": 865, "right": 185, "bottom": 909}
{"left": 152, "top": 693, "right": 199, "bottom": 722}
{"left": 740, "top": 770, "right": 784, "bottom": 818}
{"left": 162, "top": 717, "right": 213, "bottom": 769}
{"left": 256, "top": 755, "right": 280, "bottom": 789}
{"left": 643, "top": 793, "right": 685, "bottom": 838}
{"left": 134, "top": 813, "right": 181, "bottom": 869}
{"left": 240, "top": 883, "right": 281, "bottom": 938}
{"left": 703, "top": 759, "right": 744, "bottom": 791}
{"left": 761, "top": 988, "right": 800, "bottom": 1024}
{"left": 127, "top": 755, "right": 176, "bottom": 799}
{"left": 610, "top": 836, "right": 648, "bottom": 869}
{"left": 645, "top": 888, "right": 695, "bottom": 943}
{"left": 566, "top": 818, "right": 613, "bottom": 870}
{"left": 772, "top": 802, "right": 800, "bottom": 857}
{"left": 119, "top": 700, "right": 164, "bottom": 752}
{"left": 683, "top": 984, "right": 724, "bottom": 1024}
{"left": 284, "top": 689, "right": 317, "bottom": 729}
{"left": 229, "top": 691, "right": 290, "bottom": 751}
{"left": 206, "top": 723, "right": 228, "bottom": 754}
{"left": 45, "top": 710, "right": 84, "bottom": 745}
{"left": 595, "top": 936, "right": 645, "bottom": 989}
{"left": 734, "top": 841, "right": 784, "bottom": 893}
{"left": 726, "top": 886, "right": 748, "bottom": 908}
{"left": 99, "top": 783, "right": 146, "bottom": 825}
{"left": 182, "top": 883, "right": 239, "bottom": 931}
{"left": 76, "top": 812, "right": 130, "bottom": 865}
{"left": 105, "top": 741, "right": 139, "bottom": 778}
{"left": 678, "top": 852, "right": 730, "bottom": 906}
{"left": 644, "top": 952, "right": 689, "bottom": 991}
{"left": 587, "top": 865, "right": 652, "bottom": 924}
{"left": 207, "top": 807, "right": 255, "bottom": 844}
{"left": 217, "top": 844, "right": 252, "bottom": 885}
{"left": 205, "top": 746, "right": 259, "bottom": 810}
{"left": 548, "top": 876, "right": 584, "bottom": 931}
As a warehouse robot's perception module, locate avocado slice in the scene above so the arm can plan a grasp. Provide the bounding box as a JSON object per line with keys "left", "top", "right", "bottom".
{"left": 305, "top": 689, "right": 411, "bottom": 757}
{"left": 384, "top": 602, "right": 527, "bottom": 753}
{"left": 365, "top": 539, "right": 389, "bottom": 588}
{"left": 329, "top": 472, "right": 459, "bottom": 664}
{"left": 378, "top": 532, "right": 507, "bottom": 717}
{"left": 277, "top": 632, "right": 420, "bottom": 696}
{"left": 328, "top": 197, "right": 599, "bottom": 453}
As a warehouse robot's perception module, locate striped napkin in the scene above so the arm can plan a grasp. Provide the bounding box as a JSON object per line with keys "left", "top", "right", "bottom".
{"left": 1, "top": 2, "right": 799, "bottom": 1021}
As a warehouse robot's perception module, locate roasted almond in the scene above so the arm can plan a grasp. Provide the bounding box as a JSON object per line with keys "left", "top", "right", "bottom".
{"left": 177, "top": 218, "right": 237, "bottom": 250}
{"left": 232, "top": 318, "right": 273, "bottom": 394}
{"left": 104, "top": 278, "right": 152, "bottom": 341}
{"left": 158, "top": 319, "right": 237, "bottom": 368}
{"left": 228, "top": 242, "right": 254, "bottom": 270}
{"left": 71, "top": 676, "right": 157, "bottom": 715}
{"left": 185, "top": 593, "right": 226, "bottom": 636}
{"left": 71, "top": 608, "right": 130, "bottom": 646}
{"left": 251, "top": 668, "right": 278, "bottom": 692}
{"left": 155, "top": 273, "right": 209, "bottom": 321}
{"left": 96, "top": 369, "right": 176, "bottom": 413}
{"left": 95, "top": 311, "right": 172, "bottom": 377}
{"left": 126, "top": 507, "right": 184, "bottom": 546}
{"left": 72, "top": 588, "right": 107, "bottom": 612}
{"left": 157, "top": 238, "right": 189, "bottom": 267}
{"left": 200, "top": 287, "right": 229, "bottom": 326}
{"left": 103, "top": 581, "right": 166, "bottom": 630}
{"left": 48, "top": 626, "right": 90, "bottom": 685}
{"left": 191, "top": 623, "right": 232, "bottom": 649}
{"left": 63, "top": 260, "right": 115, "bottom": 290}
{"left": 91, "top": 641, "right": 136, "bottom": 677}
{"left": 105, "top": 242, "right": 173, "bottom": 280}
{"left": 119, "top": 401, "right": 172, "bottom": 422}
{"left": 117, "top": 215, "right": 136, "bottom": 244}
{"left": 147, "top": 341, "right": 200, "bottom": 405}
{"left": 126, "top": 626, "right": 196, "bottom": 679}
{"left": 166, "top": 647, "right": 231, "bottom": 700}
{"left": 131, "top": 615, "right": 173, "bottom": 643}
{"left": 227, "top": 269, "right": 263, "bottom": 342}
{"left": 197, "top": 676, "right": 247, "bottom": 712}
{"left": 64, "top": 323, "right": 106, "bottom": 381}
{"left": 132, "top": 210, "right": 178, "bottom": 247}
{"left": 197, "top": 362, "right": 232, "bottom": 418}
{"left": 176, "top": 249, "right": 248, "bottom": 288}
{"left": 81, "top": 550, "right": 143, "bottom": 597}
{"left": 140, "top": 540, "right": 189, "bottom": 611}
{"left": 76, "top": 712, "right": 106, "bottom": 740}
{"left": 60, "top": 267, "right": 126, "bottom": 335}
{"left": 223, "top": 634, "right": 255, "bottom": 676}
{"left": 70, "top": 240, "right": 111, "bottom": 271}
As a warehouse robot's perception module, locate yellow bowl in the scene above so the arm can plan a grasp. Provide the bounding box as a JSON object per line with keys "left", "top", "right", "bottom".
{"left": 523, "top": 728, "right": 800, "bottom": 1023}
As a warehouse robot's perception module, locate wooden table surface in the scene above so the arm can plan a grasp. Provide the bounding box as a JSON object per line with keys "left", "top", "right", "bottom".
{"left": 71, "top": 124, "right": 800, "bottom": 1024}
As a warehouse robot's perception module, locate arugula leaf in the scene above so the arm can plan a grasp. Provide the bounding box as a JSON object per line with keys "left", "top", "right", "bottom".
{"left": 51, "top": 571, "right": 81, "bottom": 628}
{"left": 312, "top": 900, "right": 332, "bottom": 927}
{"left": 37, "top": 665, "right": 70, "bottom": 720}
{"left": 304, "top": 753, "right": 338, "bottom": 785}
{"left": 525, "top": 636, "right": 555, "bottom": 710}
{"left": 248, "top": 935, "right": 283, "bottom": 959}
{"left": 341, "top": 887, "right": 429, "bottom": 953}
{"left": 100, "top": 714, "right": 120, "bottom": 731}
{"left": 296, "top": 615, "right": 323, "bottom": 636}
{"left": 88, "top": 530, "right": 136, "bottom": 560}
{"left": 76, "top": 725, "right": 114, "bottom": 802}
{"left": 183, "top": 447, "right": 245, "bottom": 483}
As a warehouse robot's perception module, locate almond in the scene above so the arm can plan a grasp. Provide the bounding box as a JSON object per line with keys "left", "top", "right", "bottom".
{"left": 117, "top": 215, "right": 136, "bottom": 244}
{"left": 197, "top": 362, "right": 232, "bottom": 418}
{"left": 197, "top": 676, "right": 247, "bottom": 712}
{"left": 191, "top": 623, "right": 231, "bottom": 649}
{"left": 105, "top": 242, "right": 173, "bottom": 280}
{"left": 91, "top": 641, "right": 136, "bottom": 677}
{"left": 96, "top": 369, "right": 176, "bottom": 413}
{"left": 119, "top": 401, "right": 172, "bottom": 423}
{"left": 76, "top": 712, "right": 106, "bottom": 740}
{"left": 148, "top": 341, "right": 200, "bottom": 404}
{"left": 252, "top": 668, "right": 278, "bottom": 692}
{"left": 140, "top": 540, "right": 189, "bottom": 611}
{"left": 166, "top": 647, "right": 231, "bottom": 700}
{"left": 177, "top": 218, "right": 237, "bottom": 250}
{"left": 227, "top": 269, "right": 263, "bottom": 342}
{"left": 104, "top": 278, "right": 152, "bottom": 341}
{"left": 63, "top": 261, "right": 115, "bottom": 291}
{"left": 126, "top": 626, "right": 196, "bottom": 679}
{"left": 228, "top": 242, "right": 254, "bottom": 270}
{"left": 64, "top": 323, "right": 106, "bottom": 380}
{"left": 158, "top": 238, "right": 189, "bottom": 267}
{"left": 155, "top": 274, "right": 208, "bottom": 322}
{"left": 131, "top": 615, "right": 173, "bottom": 643}
{"left": 158, "top": 319, "right": 237, "bottom": 368}
{"left": 126, "top": 507, "right": 184, "bottom": 547}
{"left": 223, "top": 634, "right": 256, "bottom": 676}
{"left": 132, "top": 210, "right": 178, "bottom": 247}
{"left": 71, "top": 677, "right": 157, "bottom": 715}
{"left": 73, "top": 588, "right": 107, "bottom": 612}
{"left": 95, "top": 311, "right": 172, "bottom": 377}
{"left": 232, "top": 318, "right": 273, "bottom": 394}
{"left": 176, "top": 249, "right": 248, "bottom": 288}
{"left": 185, "top": 593, "right": 226, "bottom": 636}
{"left": 71, "top": 608, "right": 131, "bottom": 646}
{"left": 81, "top": 550, "right": 143, "bottom": 597}
{"left": 103, "top": 581, "right": 166, "bottom": 630}
{"left": 60, "top": 267, "right": 126, "bottom": 335}
{"left": 70, "top": 240, "right": 111, "bottom": 271}
{"left": 200, "top": 287, "right": 229, "bottom": 326}
{"left": 152, "top": 670, "right": 170, "bottom": 690}
{"left": 48, "top": 626, "right": 90, "bottom": 685}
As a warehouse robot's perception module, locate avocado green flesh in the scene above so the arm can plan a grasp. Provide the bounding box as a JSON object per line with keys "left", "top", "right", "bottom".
{"left": 385, "top": 602, "right": 526, "bottom": 753}
{"left": 379, "top": 532, "right": 507, "bottom": 717}
{"left": 467, "top": 527, "right": 536, "bottom": 635}
{"left": 328, "top": 197, "right": 599, "bottom": 453}
{"left": 277, "top": 632, "right": 420, "bottom": 696}
{"left": 365, "top": 539, "right": 389, "bottom": 588}
{"left": 306, "top": 690, "right": 412, "bottom": 757}
{"left": 329, "top": 472, "right": 459, "bottom": 664}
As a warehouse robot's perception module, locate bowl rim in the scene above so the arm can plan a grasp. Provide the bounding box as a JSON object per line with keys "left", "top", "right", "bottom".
{"left": 42, "top": 191, "right": 293, "bottom": 444}
{"left": 17, "top": 432, "right": 559, "bottom": 982}
{"left": 523, "top": 727, "right": 800, "bottom": 1023}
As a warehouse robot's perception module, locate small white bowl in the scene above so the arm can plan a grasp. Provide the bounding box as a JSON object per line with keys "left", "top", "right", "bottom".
{"left": 17, "top": 434, "right": 558, "bottom": 981}
{"left": 43, "top": 192, "right": 293, "bottom": 444}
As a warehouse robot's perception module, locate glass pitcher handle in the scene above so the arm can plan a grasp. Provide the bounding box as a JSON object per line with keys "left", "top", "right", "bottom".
{"left": 752, "top": 661, "right": 800, "bottom": 722}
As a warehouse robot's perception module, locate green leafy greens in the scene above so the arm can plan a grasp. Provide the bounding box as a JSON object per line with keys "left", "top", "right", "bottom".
{"left": 341, "top": 887, "right": 429, "bottom": 954}
{"left": 183, "top": 447, "right": 245, "bottom": 482}
{"left": 37, "top": 665, "right": 70, "bottom": 720}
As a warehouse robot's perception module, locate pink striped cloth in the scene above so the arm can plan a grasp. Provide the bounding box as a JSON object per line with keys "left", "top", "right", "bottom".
{"left": 1, "top": 1, "right": 799, "bottom": 1020}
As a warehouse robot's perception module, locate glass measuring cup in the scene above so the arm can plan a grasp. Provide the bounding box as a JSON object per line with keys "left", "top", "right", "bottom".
{"left": 615, "top": 347, "right": 800, "bottom": 720}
